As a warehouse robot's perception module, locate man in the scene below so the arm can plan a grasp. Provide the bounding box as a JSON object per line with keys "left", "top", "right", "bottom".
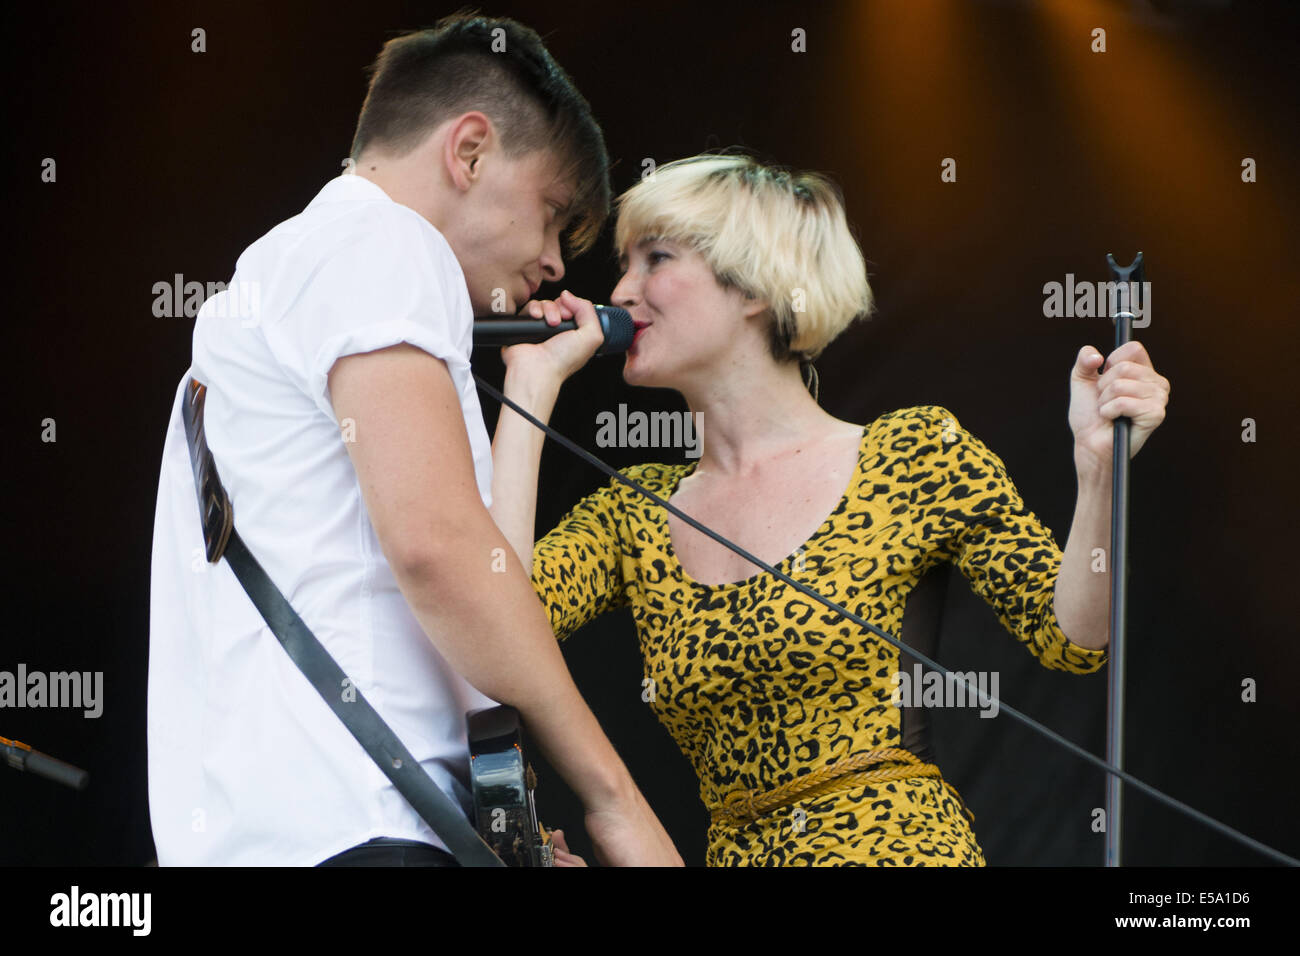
{"left": 148, "top": 13, "right": 680, "bottom": 866}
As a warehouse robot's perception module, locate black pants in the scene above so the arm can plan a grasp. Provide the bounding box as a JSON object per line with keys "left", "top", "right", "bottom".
{"left": 317, "top": 837, "right": 460, "bottom": 867}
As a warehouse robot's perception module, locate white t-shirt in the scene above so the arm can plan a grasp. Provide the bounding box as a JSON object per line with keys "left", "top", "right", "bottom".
{"left": 148, "top": 173, "right": 497, "bottom": 866}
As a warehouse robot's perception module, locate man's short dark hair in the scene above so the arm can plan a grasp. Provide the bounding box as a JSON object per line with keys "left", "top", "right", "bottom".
{"left": 350, "top": 11, "right": 610, "bottom": 254}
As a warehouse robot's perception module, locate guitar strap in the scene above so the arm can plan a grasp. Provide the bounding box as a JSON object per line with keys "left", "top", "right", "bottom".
{"left": 179, "top": 376, "right": 504, "bottom": 867}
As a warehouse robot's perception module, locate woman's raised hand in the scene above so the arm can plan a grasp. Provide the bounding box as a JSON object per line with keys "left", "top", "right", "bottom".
{"left": 1068, "top": 340, "right": 1170, "bottom": 476}
{"left": 501, "top": 289, "right": 608, "bottom": 388}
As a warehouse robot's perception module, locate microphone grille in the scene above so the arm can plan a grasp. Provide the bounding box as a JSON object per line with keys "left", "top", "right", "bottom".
{"left": 596, "top": 306, "right": 636, "bottom": 355}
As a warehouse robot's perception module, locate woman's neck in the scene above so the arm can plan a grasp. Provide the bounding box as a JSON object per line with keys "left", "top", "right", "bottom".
{"left": 677, "top": 357, "right": 841, "bottom": 475}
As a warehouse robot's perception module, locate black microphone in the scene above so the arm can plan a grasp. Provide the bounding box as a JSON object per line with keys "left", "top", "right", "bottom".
{"left": 1, "top": 736, "right": 89, "bottom": 791}
{"left": 473, "top": 305, "right": 635, "bottom": 355}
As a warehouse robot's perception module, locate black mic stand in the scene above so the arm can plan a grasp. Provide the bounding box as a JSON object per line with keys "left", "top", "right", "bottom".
{"left": 1103, "top": 250, "right": 1143, "bottom": 867}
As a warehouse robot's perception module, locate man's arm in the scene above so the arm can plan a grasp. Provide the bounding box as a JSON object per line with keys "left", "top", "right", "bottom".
{"left": 329, "top": 343, "right": 680, "bottom": 865}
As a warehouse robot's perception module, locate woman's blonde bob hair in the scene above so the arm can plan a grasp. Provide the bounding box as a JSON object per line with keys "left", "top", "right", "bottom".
{"left": 613, "top": 152, "right": 874, "bottom": 367}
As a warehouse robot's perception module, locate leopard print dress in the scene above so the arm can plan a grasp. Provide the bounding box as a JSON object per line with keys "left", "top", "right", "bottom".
{"left": 530, "top": 404, "right": 1108, "bottom": 865}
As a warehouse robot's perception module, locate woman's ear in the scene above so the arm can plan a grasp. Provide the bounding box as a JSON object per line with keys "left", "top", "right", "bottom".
{"left": 739, "top": 294, "right": 770, "bottom": 320}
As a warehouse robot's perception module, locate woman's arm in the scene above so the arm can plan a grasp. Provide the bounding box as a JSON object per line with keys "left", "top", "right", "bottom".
{"left": 1055, "top": 341, "right": 1171, "bottom": 649}
{"left": 907, "top": 404, "right": 1105, "bottom": 672}
{"left": 1053, "top": 469, "right": 1112, "bottom": 650}
{"left": 489, "top": 370, "right": 561, "bottom": 568}
{"left": 487, "top": 290, "right": 607, "bottom": 568}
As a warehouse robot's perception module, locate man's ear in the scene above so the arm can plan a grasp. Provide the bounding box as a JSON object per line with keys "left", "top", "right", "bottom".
{"left": 443, "top": 111, "right": 492, "bottom": 191}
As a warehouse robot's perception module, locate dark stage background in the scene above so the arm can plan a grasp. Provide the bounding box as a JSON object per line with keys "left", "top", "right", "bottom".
{"left": 3, "top": 0, "right": 1297, "bottom": 867}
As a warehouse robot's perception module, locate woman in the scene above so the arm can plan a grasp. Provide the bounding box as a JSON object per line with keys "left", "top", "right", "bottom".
{"left": 488, "top": 153, "right": 1169, "bottom": 866}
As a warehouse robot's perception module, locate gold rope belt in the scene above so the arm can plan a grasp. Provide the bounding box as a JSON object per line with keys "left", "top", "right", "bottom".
{"left": 710, "top": 747, "right": 976, "bottom": 829}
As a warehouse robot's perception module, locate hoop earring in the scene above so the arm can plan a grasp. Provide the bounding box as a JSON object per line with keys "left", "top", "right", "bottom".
{"left": 801, "top": 359, "right": 820, "bottom": 404}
